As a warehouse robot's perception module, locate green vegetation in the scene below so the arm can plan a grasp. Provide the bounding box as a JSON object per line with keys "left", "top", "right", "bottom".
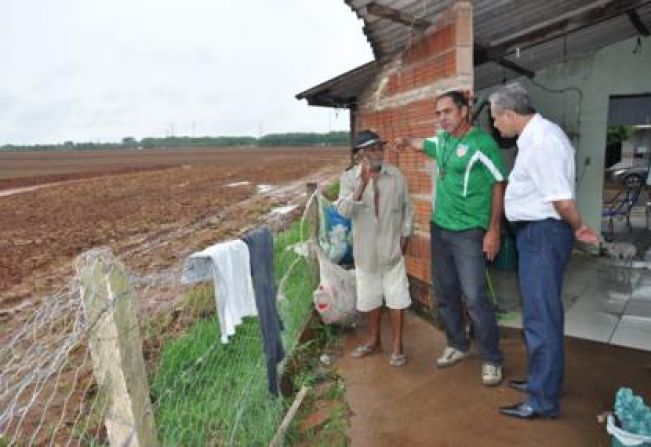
{"left": 0, "top": 131, "right": 350, "bottom": 152}
{"left": 258, "top": 132, "right": 349, "bottom": 147}
{"left": 323, "top": 180, "right": 341, "bottom": 201}
{"left": 140, "top": 136, "right": 257, "bottom": 149}
{"left": 150, "top": 221, "right": 320, "bottom": 446}
{"left": 607, "top": 125, "right": 636, "bottom": 146}
{"left": 284, "top": 323, "right": 350, "bottom": 447}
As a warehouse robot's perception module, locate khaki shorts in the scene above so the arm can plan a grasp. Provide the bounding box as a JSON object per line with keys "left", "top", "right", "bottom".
{"left": 356, "top": 257, "right": 411, "bottom": 312}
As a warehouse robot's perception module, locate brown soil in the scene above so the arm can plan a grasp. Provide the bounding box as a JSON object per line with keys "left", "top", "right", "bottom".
{"left": 0, "top": 146, "right": 347, "bottom": 320}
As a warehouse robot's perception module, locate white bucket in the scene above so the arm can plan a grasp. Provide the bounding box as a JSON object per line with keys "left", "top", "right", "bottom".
{"left": 607, "top": 414, "right": 651, "bottom": 447}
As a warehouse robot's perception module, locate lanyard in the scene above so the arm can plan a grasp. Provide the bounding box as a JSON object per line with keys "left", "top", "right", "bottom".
{"left": 438, "top": 135, "right": 454, "bottom": 178}
{"left": 438, "top": 129, "right": 470, "bottom": 178}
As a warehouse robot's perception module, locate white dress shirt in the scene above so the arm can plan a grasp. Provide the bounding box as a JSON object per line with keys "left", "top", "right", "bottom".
{"left": 505, "top": 114, "right": 575, "bottom": 222}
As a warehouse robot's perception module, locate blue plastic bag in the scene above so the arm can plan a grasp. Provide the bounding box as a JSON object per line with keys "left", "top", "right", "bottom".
{"left": 318, "top": 195, "right": 353, "bottom": 265}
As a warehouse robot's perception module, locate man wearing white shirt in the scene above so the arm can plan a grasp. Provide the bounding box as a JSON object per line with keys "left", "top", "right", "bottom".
{"left": 489, "top": 82, "right": 599, "bottom": 420}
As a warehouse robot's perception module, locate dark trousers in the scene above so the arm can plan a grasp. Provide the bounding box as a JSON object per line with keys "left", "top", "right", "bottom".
{"left": 242, "top": 227, "right": 285, "bottom": 396}
{"left": 430, "top": 223, "right": 503, "bottom": 365}
{"left": 514, "top": 218, "right": 574, "bottom": 416}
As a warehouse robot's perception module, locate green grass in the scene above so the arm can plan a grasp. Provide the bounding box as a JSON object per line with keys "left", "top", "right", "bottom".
{"left": 283, "top": 322, "right": 350, "bottom": 447}
{"left": 322, "top": 180, "right": 340, "bottom": 201}
{"left": 151, "top": 221, "right": 319, "bottom": 446}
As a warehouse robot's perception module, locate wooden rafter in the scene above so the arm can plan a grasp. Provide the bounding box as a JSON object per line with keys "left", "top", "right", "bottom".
{"left": 474, "top": 43, "right": 534, "bottom": 78}
{"left": 365, "top": 2, "right": 431, "bottom": 31}
{"left": 628, "top": 10, "right": 651, "bottom": 35}
{"left": 480, "top": 0, "right": 651, "bottom": 60}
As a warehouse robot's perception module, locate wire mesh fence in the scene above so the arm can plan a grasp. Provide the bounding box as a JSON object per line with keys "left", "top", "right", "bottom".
{"left": 0, "top": 208, "right": 320, "bottom": 447}
{"left": 0, "top": 279, "right": 123, "bottom": 446}
{"left": 151, "top": 222, "right": 319, "bottom": 446}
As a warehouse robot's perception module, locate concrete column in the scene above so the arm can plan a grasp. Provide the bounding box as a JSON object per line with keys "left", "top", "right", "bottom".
{"left": 77, "top": 248, "right": 159, "bottom": 447}
{"left": 453, "top": 0, "right": 474, "bottom": 88}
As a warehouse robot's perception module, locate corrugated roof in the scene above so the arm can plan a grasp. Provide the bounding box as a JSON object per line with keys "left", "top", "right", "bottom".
{"left": 476, "top": 3, "right": 651, "bottom": 89}
{"left": 298, "top": 0, "right": 651, "bottom": 105}
{"left": 295, "top": 61, "right": 380, "bottom": 107}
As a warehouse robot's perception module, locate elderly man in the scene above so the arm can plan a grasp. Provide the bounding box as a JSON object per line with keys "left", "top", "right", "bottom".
{"left": 397, "top": 91, "right": 506, "bottom": 386}
{"left": 336, "top": 130, "right": 413, "bottom": 367}
{"left": 489, "top": 82, "right": 599, "bottom": 419}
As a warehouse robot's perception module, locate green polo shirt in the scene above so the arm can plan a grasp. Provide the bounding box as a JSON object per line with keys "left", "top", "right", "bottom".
{"left": 423, "top": 127, "right": 506, "bottom": 231}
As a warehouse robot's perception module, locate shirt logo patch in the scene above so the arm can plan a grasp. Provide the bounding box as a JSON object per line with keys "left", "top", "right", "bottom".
{"left": 456, "top": 144, "right": 468, "bottom": 157}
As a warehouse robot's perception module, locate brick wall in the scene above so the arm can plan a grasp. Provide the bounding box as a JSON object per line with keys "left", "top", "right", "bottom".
{"left": 354, "top": 1, "right": 473, "bottom": 308}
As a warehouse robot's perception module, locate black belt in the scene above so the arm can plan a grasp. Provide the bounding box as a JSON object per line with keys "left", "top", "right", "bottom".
{"left": 508, "top": 218, "right": 568, "bottom": 233}
{"left": 508, "top": 220, "right": 532, "bottom": 232}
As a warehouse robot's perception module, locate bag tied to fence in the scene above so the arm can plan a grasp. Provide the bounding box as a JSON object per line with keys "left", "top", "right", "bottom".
{"left": 317, "top": 194, "right": 353, "bottom": 265}
{"left": 312, "top": 245, "right": 357, "bottom": 325}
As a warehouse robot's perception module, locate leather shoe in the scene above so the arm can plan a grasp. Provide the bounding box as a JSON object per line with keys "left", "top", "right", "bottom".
{"left": 508, "top": 379, "right": 527, "bottom": 393}
{"left": 499, "top": 402, "right": 557, "bottom": 420}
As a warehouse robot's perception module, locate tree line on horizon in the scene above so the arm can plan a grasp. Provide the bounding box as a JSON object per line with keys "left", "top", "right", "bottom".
{"left": 0, "top": 131, "right": 351, "bottom": 152}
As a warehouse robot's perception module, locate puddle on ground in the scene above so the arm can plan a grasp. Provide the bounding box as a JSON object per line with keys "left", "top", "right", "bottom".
{"left": 270, "top": 205, "right": 297, "bottom": 215}
{"left": 0, "top": 185, "right": 49, "bottom": 198}
{"left": 225, "top": 181, "right": 251, "bottom": 188}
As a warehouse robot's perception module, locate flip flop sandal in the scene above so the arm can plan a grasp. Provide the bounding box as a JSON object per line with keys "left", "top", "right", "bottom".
{"left": 390, "top": 353, "right": 407, "bottom": 367}
{"left": 350, "top": 343, "right": 379, "bottom": 359}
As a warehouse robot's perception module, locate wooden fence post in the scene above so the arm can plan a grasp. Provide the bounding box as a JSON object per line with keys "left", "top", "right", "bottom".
{"left": 76, "top": 248, "right": 159, "bottom": 447}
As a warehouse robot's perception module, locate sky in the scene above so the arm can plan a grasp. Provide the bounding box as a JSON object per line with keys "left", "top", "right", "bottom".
{"left": 0, "top": 0, "right": 373, "bottom": 145}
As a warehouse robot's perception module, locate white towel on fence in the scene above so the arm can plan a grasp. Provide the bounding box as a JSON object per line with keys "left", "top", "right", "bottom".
{"left": 181, "top": 240, "right": 257, "bottom": 343}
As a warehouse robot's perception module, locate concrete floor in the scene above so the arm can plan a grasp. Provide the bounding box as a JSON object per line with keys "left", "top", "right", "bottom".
{"left": 493, "top": 255, "right": 651, "bottom": 352}
{"left": 493, "top": 212, "right": 651, "bottom": 352}
{"left": 335, "top": 200, "right": 651, "bottom": 446}
{"left": 337, "top": 311, "right": 651, "bottom": 447}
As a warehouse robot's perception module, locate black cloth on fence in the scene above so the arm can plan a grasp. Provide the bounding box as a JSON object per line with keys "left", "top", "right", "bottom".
{"left": 242, "top": 227, "right": 285, "bottom": 396}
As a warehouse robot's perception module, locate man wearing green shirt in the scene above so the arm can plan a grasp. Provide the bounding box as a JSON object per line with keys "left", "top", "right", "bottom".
{"left": 397, "top": 91, "right": 506, "bottom": 386}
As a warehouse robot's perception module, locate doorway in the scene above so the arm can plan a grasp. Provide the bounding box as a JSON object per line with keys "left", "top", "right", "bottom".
{"left": 601, "top": 94, "right": 651, "bottom": 243}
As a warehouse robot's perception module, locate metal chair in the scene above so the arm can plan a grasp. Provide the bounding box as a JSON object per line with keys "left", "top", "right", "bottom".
{"left": 602, "top": 180, "right": 643, "bottom": 241}
{"left": 645, "top": 195, "right": 651, "bottom": 231}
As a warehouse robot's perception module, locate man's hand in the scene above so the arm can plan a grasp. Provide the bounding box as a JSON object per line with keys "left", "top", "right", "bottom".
{"left": 353, "top": 158, "right": 374, "bottom": 200}
{"left": 575, "top": 224, "right": 600, "bottom": 245}
{"left": 394, "top": 137, "right": 423, "bottom": 151}
{"left": 483, "top": 228, "right": 500, "bottom": 261}
{"left": 395, "top": 137, "right": 409, "bottom": 150}
{"left": 359, "top": 157, "right": 376, "bottom": 182}
{"left": 400, "top": 236, "right": 408, "bottom": 255}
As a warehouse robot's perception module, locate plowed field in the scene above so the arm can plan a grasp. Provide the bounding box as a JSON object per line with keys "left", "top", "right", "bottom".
{"left": 0, "top": 147, "right": 347, "bottom": 316}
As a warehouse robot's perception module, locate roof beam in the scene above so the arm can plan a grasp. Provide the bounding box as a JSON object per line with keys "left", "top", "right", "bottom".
{"left": 489, "top": 57, "right": 535, "bottom": 78}
{"left": 481, "top": 0, "right": 651, "bottom": 59}
{"left": 307, "top": 92, "right": 355, "bottom": 108}
{"left": 628, "top": 10, "right": 651, "bottom": 35}
{"left": 474, "top": 43, "right": 535, "bottom": 78}
{"left": 365, "top": 2, "right": 431, "bottom": 31}
{"left": 309, "top": 99, "right": 355, "bottom": 108}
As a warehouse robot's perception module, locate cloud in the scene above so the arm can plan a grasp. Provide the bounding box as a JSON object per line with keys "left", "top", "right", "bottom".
{"left": 0, "top": 0, "right": 372, "bottom": 144}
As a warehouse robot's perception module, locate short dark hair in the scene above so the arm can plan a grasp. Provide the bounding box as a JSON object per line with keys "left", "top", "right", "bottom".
{"left": 436, "top": 90, "right": 469, "bottom": 109}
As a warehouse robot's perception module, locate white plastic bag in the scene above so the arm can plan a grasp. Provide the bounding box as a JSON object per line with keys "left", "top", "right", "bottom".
{"left": 312, "top": 245, "right": 357, "bottom": 325}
